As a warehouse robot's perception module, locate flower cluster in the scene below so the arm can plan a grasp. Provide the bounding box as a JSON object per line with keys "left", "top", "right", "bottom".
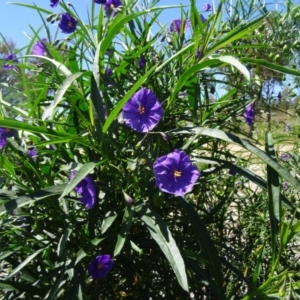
{"left": 70, "top": 171, "right": 96, "bottom": 209}
{"left": 121, "top": 89, "right": 200, "bottom": 196}
{"left": 244, "top": 103, "right": 254, "bottom": 126}
{"left": 88, "top": 254, "right": 114, "bottom": 279}
{"left": 0, "top": 127, "right": 15, "bottom": 148}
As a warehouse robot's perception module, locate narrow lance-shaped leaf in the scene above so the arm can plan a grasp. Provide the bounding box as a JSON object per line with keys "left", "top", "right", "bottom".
{"left": 6, "top": 248, "right": 45, "bottom": 280}
{"left": 42, "top": 72, "right": 86, "bottom": 120}
{"left": 0, "top": 184, "right": 67, "bottom": 216}
{"left": 265, "top": 131, "right": 281, "bottom": 271}
{"left": 168, "top": 127, "right": 300, "bottom": 193}
{"left": 219, "top": 56, "right": 250, "bottom": 80}
{"left": 137, "top": 204, "right": 189, "bottom": 292}
{"left": 114, "top": 206, "right": 134, "bottom": 256}
{"left": 179, "top": 197, "right": 225, "bottom": 299}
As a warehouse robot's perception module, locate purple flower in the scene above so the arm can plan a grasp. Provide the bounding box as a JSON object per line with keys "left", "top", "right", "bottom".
{"left": 153, "top": 149, "right": 200, "bottom": 196}
{"left": 29, "top": 147, "right": 37, "bottom": 160}
{"left": 58, "top": 13, "right": 78, "bottom": 34}
{"left": 122, "top": 88, "right": 163, "bottom": 133}
{"left": 0, "top": 138, "right": 7, "bottom": 148}
{"left": 88, "top": 254, "right": 114, "bottom": 279}
{"left": 102, "top": 105, "right": 107, "bottom": 119}
{"left": 0, "top": 127, "right": 15, "bottom": 147}
{"left": 281, "top": 153, "right": 291, "bottom": 160}
{"left": 278, "top": 92, "right": 282, "bottom": 100}
{"left": 243, "top": 104, "right": 254, "bottom": 126}
{"left": 196, "top": 48, "right": 202, "bottom": 59}
{"left": 169, "top": 19, "right": 190, "bottom": 34}
{"left": 139, "top": 55, "right": 146, "bottom": 69}
{"left": 104, "top": 0, "right": 122, "bottom": 15}
{"left": 285, "top": 123, "right": 291, "bottom": 132}
{"left": 50, "top": 0, "right": 60, "bottom": 7}
{"left": 228, "top": 169, "right": 237, "bottom": 176}
{"left": 70, "top": 171, "right": 96, "bottom": 209}
{"left": 200, "top": 14, "right": 207, "bottom": 23}
{"left": 3, "top": 54, "right": 18, "bottom": 70}
{"left": 105, "top": 68, "right": 112, "bottom": 77}
{"left": 0, "top": 127, "right": 15, "bottom": 139}
{"left": 105, "top": 68, "right": 113, "bottom": 87}
{"left": 94, "top": 0, "right": 106, "bottom": 3}
{"left": 32, "top": 39, "right": 48, "bottom": 56}
{"left": 203, "top": 3, "right": 211, "bottom": 11}
{"left": 283, "top": 182, "right": 289, "bottom": 190}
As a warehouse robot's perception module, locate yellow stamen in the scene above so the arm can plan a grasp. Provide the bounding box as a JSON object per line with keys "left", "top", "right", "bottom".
{"left": 98, "top": 263, "right": 103, "bottom": 269}
{"left": 110, "top": 4, "right": 115, "bottom": 8}
{"left": 174, "top": 171, "right": 181, "bottom": 177}
{"left": 138, "top": 106, "right": 145, "bottom": 114}
{"left": 68, "top": 21, "right": 73, "bottom": 28}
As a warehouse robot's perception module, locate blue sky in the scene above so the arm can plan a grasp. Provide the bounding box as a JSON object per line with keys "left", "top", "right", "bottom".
{"left": 0, "top": 0, "right": 197, "bottom": 50}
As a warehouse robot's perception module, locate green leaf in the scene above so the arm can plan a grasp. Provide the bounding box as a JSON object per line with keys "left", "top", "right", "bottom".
{"left": 44, "top": 270, "right": 66, "bottom": 300}
{"left": 114, "top": 206, "right": 134, "bottom": 256}
{"left": 168, "top": 127, "right": 300, "bottom": 193}
{"left": 198, "top": 157, "right": 300, "bottom": 219}
{"left": 0, "top": 184, "right": 67, "bottom": 216}
{"left": 183, "top": 250, "right": 220, "bottom": 295}
{"left": 219, "top": 56, "right": 250, "bottom": 80}
{"left": 101, "top": 211, "right": 117, "bottom": 234}
{"left": 179, "top": 197, "right": 225, "bottom": 298}
{"left": 0, "top": 247, "right": 22, "bottom": 260}
{"left": 57, "top": 228, "right": 73, "bottom": 258}
{"left": 137, "top": 204, "right": 189, "bottom": 292}
{"left": 171, "top": 59, "right": 222, "bottom": 103}
{"left": 6, "top": 248, "right": 45, "bottom": 280}
{"left": 265, "top": 131, "right": 281, "bottom": 267}
{"left": 100, "top": 5, "right": 183, "bottom": 56}
{"left": 0, "top": 119, "right": 73, "bottom": 138}
{"left": 0, "top": 154, "right": 16, "bottom": 178}
{"left": 252, "top": 245, "right": 265, "bottom": 287}
{"left": 75, "top": 238, "right": 104, "bottom": 265}
{"left": 241, "top": 57, "right": 300, "bottom": 77}
{"left": 59, "top": 162, "right": 97, "bottom": 200}
{"left": 0, "top": 280, "right": 44, "bottom": 296}
{"left": 42, "top": 72, "right": 86, "bottom": 120}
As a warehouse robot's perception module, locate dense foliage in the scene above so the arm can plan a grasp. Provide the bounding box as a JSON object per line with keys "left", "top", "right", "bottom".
{"left": 1, "top": 0, "right": 300, "bottom": 299}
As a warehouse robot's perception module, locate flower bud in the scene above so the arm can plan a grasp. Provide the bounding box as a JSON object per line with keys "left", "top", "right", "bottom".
{"left": 123, "top": 191, "right": 134, "bottom": 205}
{"left": 46, "top": 14, "right": 56, "bottom": 22}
